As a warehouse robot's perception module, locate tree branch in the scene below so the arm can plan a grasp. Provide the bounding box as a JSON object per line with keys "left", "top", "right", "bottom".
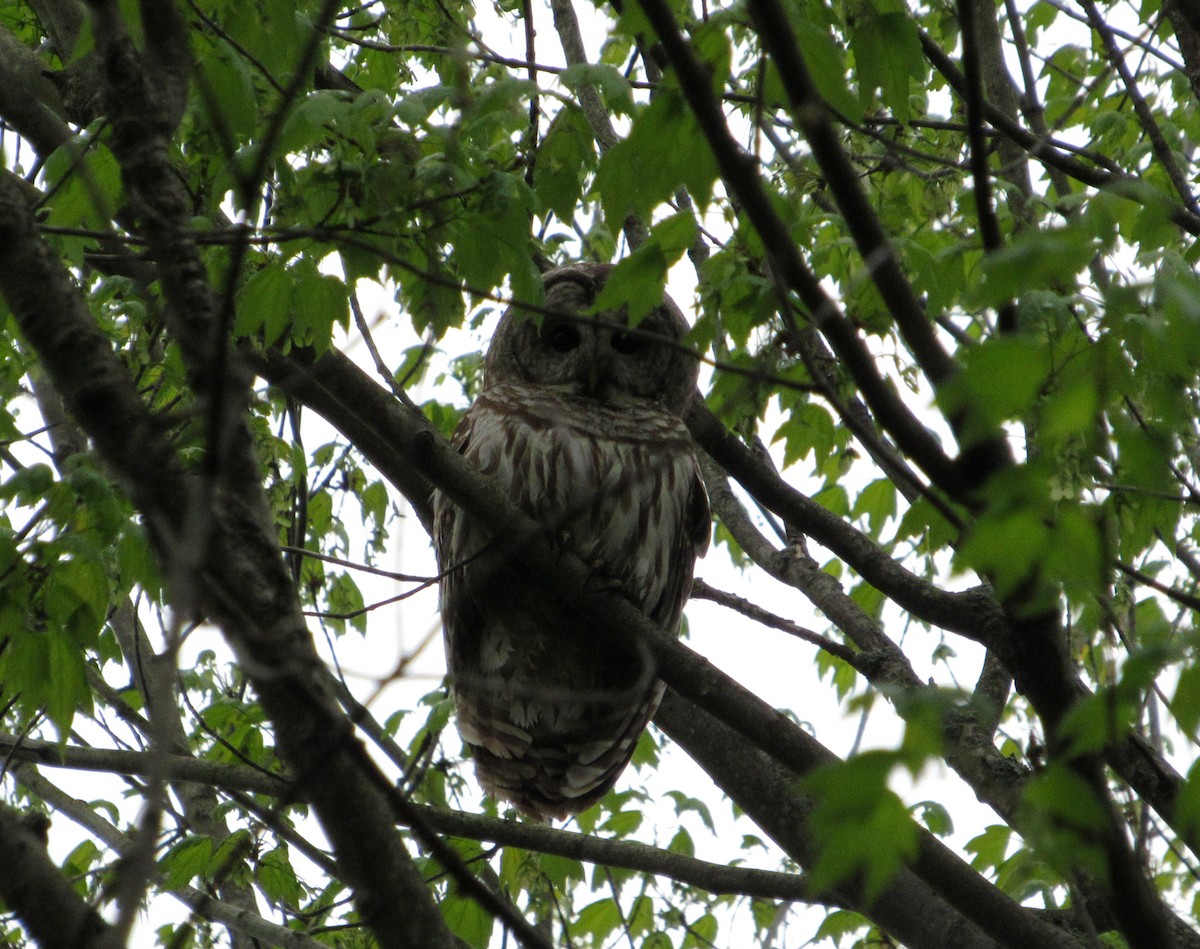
{"left": 0, "top": 139, "right": 462, "bottom": 949}
{"left": 0, "top": 801, "right": 121, "bottom": 949}
{"left": 956, "top": 0, "right": 1019, "bottom": 333}
{"left": 627, "top": 0, "right": 965, "bottom": 496}
{"left": 0, "top": 734, "right": 818, "bottom": 904}
{"left": 919, "top": 30, "right": 1200, "bottom": 236}
{"left": 1079, "top": 0, "right": 1198, "bottom": 214}
{"left": 549, "top": 0, "right": 647, "bottom": 248}
{"left": 743, "top": 0, "right": 957, "bottom": 387}
{"left": 655, "top": 691, "right": 1079, "bottom": 949}
{"left": 687, "top": 401, "right": 994, "bottom": 640}
{"left": 0, "top": 24, "right": 72, "bottom": 157}
{"left": 12, "top": 765, "right": 331, "bottom": 949}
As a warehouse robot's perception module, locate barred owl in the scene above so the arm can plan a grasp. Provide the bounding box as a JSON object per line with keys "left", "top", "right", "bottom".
{"left": 433, "top": 262, "right": 710, "bottom": 821}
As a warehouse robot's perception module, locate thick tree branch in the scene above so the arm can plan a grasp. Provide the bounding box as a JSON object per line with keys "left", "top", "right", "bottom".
{"left": 957, "top": 0, "right": 1019, "bottom": 333}
{"left": 0, "top": 802, "right": 121, "bottom": 949}
{"left": 655, "top": 691, "right": 1080, "bottom": 949}
{"left": 1164, "top": 0, "right": 1200, "bottom": 102}
{"left": 0, "top": 25, "right": 72, "bottom": 157}
{"left": 687, "top": 401, "right": 995, "bottom": 640}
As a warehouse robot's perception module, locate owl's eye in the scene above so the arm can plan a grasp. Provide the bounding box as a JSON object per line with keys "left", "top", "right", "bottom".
{"left": 611, "top": 331, "right": 644, "bottom": 355}
{"left": 542, "top": 322, "right": 582, "bottom": 353}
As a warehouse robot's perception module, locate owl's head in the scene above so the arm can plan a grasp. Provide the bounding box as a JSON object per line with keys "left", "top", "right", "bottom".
{"left": 484, "top": 262, "right": 698, "bottom": 415}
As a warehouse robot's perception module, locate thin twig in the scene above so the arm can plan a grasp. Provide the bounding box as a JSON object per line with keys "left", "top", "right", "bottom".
{"left": 690, "top": 578, "right": 863, "bottom": 667}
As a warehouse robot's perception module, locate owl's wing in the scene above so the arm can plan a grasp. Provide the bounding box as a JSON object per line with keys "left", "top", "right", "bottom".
{"left": 433, "top": 388, "right": 711, "bottom": 819}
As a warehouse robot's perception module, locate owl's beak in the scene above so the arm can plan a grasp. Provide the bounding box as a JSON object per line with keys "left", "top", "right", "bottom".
{"left": 583, "top": 351, "right": 615, "bottom": 398}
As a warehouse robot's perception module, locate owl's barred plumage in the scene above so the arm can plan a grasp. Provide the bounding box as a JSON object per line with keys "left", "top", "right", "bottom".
{"left": 432, "top": 262, "right": 709, "bottom": 821}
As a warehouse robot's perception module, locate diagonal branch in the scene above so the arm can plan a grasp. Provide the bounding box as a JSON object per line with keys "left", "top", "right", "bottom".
{"left": 742, "top": 0, "right": 957, "bottom": 387}
{"left": 626, "top": 0, "right": 963, "bottom": 496}
{"left": 0, "top": 155, "right": 463, "bottom": 949}
{"left": 1078, "top": 0, "right": 1198, "bottom": 214}
{"left": 13, "top": 765, "right": 330, "bottom": 949}
{"left": 0, "top": 801, "right": 121, "bottom": 949}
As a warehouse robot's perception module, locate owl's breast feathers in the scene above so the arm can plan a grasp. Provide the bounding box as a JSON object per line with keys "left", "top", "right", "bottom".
{"left": 433, "top": 383, "right": 709, "bottom": 820}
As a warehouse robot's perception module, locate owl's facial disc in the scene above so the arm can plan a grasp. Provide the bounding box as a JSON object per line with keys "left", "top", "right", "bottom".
{"left": 538, "top": 315, "right": 637, "bottom": 399}
{"left": 484, "top": 262, "right": 699, "bottom": 415}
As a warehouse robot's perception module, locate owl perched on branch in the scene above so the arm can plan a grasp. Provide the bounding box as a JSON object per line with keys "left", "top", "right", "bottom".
{"left": 433, "top": 262, "right": 710, "bottom": 821}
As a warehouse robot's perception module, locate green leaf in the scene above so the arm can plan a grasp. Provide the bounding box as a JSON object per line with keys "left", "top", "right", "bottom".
{"left": 578, "top": 898, "right": 622, "bottom": 941}
{"left": 277, "top": 90, "right": 352, "bottom": 156}
{"left": 44, "top": 555, "right": 109, "bottom": 640}
{"left": 912, "top": 800, "right": 954, "bottom": 837}
{"left": 850, "top": 13, "right": 924, "bottom": 123}
{"left": 937, "top": 336, "right": 1049, "bottom": 445}
{"left": 326, "top": 573, "right": 366, "bottom": 635}
{"left": 805, "top": 752, "right": 918, "bottom": 900}
{"left": 1041, "top": 504, "right": 1106, "bottom": 601}
{"left": 161, "top": 836, "right": 213, "bottom": 890}
{"left": 61, "top": 839, "right": 102, "bottom": 897}
{"left": 534, "top": 106, "right": 597, "bottom": 221}
{"left": 971, "top": 227, "right": 1100, "bottom": 308}
{"left": 667, "top": 827, "right": 694, "bottom": 858}
{"left": 1172, "top": 662, "right": 1200, "bottom": 737}
{"left": 236, "top": 265, "right": 294, "bottom": 344}
{"left": 559, "top": 63, "right": 634, "bottom": 115}
{"left": 965, "top": 824, "right": 1013, "bottom": 873}
{"left": 813, "top": 909, "right": 870, "bottom": 947}
{"left": 440, "top": 886, "right": 494, "bottom": 949}
{"left": 292, "top": 265, "right": 348, "bottom": 352}
{"left": 681, "top": 913, "right": 717, "bottom": 949}
{"left": 42, "top": 141, "right": 121, "bottom": 230}
{"left": 193, "top": 43, "right": 258, "bottom": 143}
{"left": 256, "top": 846, "right": 304, "bottom": 907}
{"left": 665, "top": 790, "right": 715, "bottom": 832}
{"left": 793, "top": 20, "right": 858, "bottom": 119}
{"left": 596, "top": 87, "right": 719, "bottom": 227}
{"left": 593, "top": 214, "right": 694, "bottom": 321}
{"left": 600, "top": 809, "right": 643, "bottom": 836}
{"left": 539, "top": 853, "right": 585, "bottom": 889}
{"left": 46, "top": 630, "right": 90, "bottom": 736}
{"left": 1175, "top": 760, "right": 1200, "bottom": 840}
{"left": 956, "top": 505, "right": 1049, "bottom": 599}
{"left": 1019, "top": 765, "right": 1110, "bottom": 883}
{"left": 851, "top": 478, "right": 897, "bottom": 534}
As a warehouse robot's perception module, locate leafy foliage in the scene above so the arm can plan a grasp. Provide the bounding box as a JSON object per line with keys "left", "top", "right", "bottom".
{"left": 1, "top": 0, "right": 1200, "bottom": 947}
